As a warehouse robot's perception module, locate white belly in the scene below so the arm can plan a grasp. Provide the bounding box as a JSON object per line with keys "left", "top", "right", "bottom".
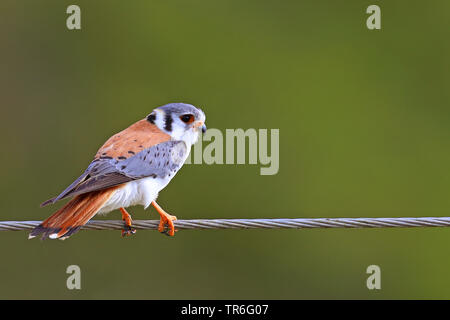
{"left": 98, "top": 175, "right": 172, "bottom": 214}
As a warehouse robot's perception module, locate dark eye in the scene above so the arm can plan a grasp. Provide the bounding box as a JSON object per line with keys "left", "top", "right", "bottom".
{"left": 180, "top": 114, "right": 194, "bottom": 124}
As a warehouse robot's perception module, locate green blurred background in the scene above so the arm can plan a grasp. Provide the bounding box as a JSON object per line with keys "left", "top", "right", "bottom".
{"left": 0, "top": 0, "right": 449, "bottom": 299}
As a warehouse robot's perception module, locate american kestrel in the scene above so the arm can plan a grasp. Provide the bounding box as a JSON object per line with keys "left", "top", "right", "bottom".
{"left": 29, "top": 103, "right": 206, "bottom": 240}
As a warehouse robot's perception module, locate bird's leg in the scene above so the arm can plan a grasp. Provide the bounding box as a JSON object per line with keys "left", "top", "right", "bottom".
{"left": 151, "top": 201, "right": 177, "bottom": 236}
{"left": 120, "top": 207, "right": 136, "bottom": 237}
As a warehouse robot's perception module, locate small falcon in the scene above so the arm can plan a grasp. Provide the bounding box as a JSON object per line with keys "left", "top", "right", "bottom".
{"left": 29, "top": 103, "right": 206, "bottom": 240}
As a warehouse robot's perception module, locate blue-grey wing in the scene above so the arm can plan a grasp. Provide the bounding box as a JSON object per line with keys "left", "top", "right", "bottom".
{"left": 41, "top": 141, "right": 188, "bottom": 206}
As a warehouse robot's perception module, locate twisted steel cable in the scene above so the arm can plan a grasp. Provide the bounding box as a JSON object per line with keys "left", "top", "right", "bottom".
{"left": 1, "top": 217, "right": 450, "bottom": 232}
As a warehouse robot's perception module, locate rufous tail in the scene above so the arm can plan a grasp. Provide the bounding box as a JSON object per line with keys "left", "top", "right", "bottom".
{"left": 29, "top": 186, "right": 120, "bottom": 240}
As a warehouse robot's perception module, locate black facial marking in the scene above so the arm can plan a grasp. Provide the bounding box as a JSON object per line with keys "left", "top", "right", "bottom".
{"left": 100, "top": 156, "right": 113, "bottom": 160}
{"left": 128, "top": 151, "right": 135, "bottom": 155}
{"left": 147, "top": 113, "right": 156, "bottom": 124}
{"left": 118, "top": 156, "right": 127, "bottom": 160}
{"left": 164, "top": 112, "right": 173, "bottom": 132}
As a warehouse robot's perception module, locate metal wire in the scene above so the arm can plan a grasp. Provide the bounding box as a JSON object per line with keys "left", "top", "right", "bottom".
{"left": 1, "top": 217, "right": 450, "bottom": 232}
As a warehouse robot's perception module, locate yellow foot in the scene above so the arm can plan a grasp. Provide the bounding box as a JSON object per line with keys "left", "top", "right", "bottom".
{"left": 151, "top": 201, "right": 177, "bottom": 236}
{"left": 120, "top": 207, "right": 136, "bottom": 237}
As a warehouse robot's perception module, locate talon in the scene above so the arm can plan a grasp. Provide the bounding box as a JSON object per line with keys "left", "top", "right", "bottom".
{"left": 152, "top": 201, "right": 177, "bottom": 236}
{"left": 120, "top": 207, "right": 136, "bottom": 237}
{"left": 121, "top": 229, "right": 136, "bottom": 237}
{"left": 158, "top": 213, "right": 177, "bottom": 236}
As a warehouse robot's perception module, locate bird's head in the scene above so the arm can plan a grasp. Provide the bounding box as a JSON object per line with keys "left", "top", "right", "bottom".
{"left": 147, "top": 103, "right": 206, "bottom": 145}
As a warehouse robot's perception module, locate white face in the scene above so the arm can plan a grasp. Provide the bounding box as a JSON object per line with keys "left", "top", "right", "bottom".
{"left": 169, "top": 116, "right": 201, "bottom": 145}
{"left": 151, "top": 104, "right": 206, "bottom": 147}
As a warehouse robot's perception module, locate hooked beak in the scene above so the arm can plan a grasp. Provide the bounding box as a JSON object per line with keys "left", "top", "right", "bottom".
{"left": 193, "top": 120, "right": 207, "bottom": 133}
